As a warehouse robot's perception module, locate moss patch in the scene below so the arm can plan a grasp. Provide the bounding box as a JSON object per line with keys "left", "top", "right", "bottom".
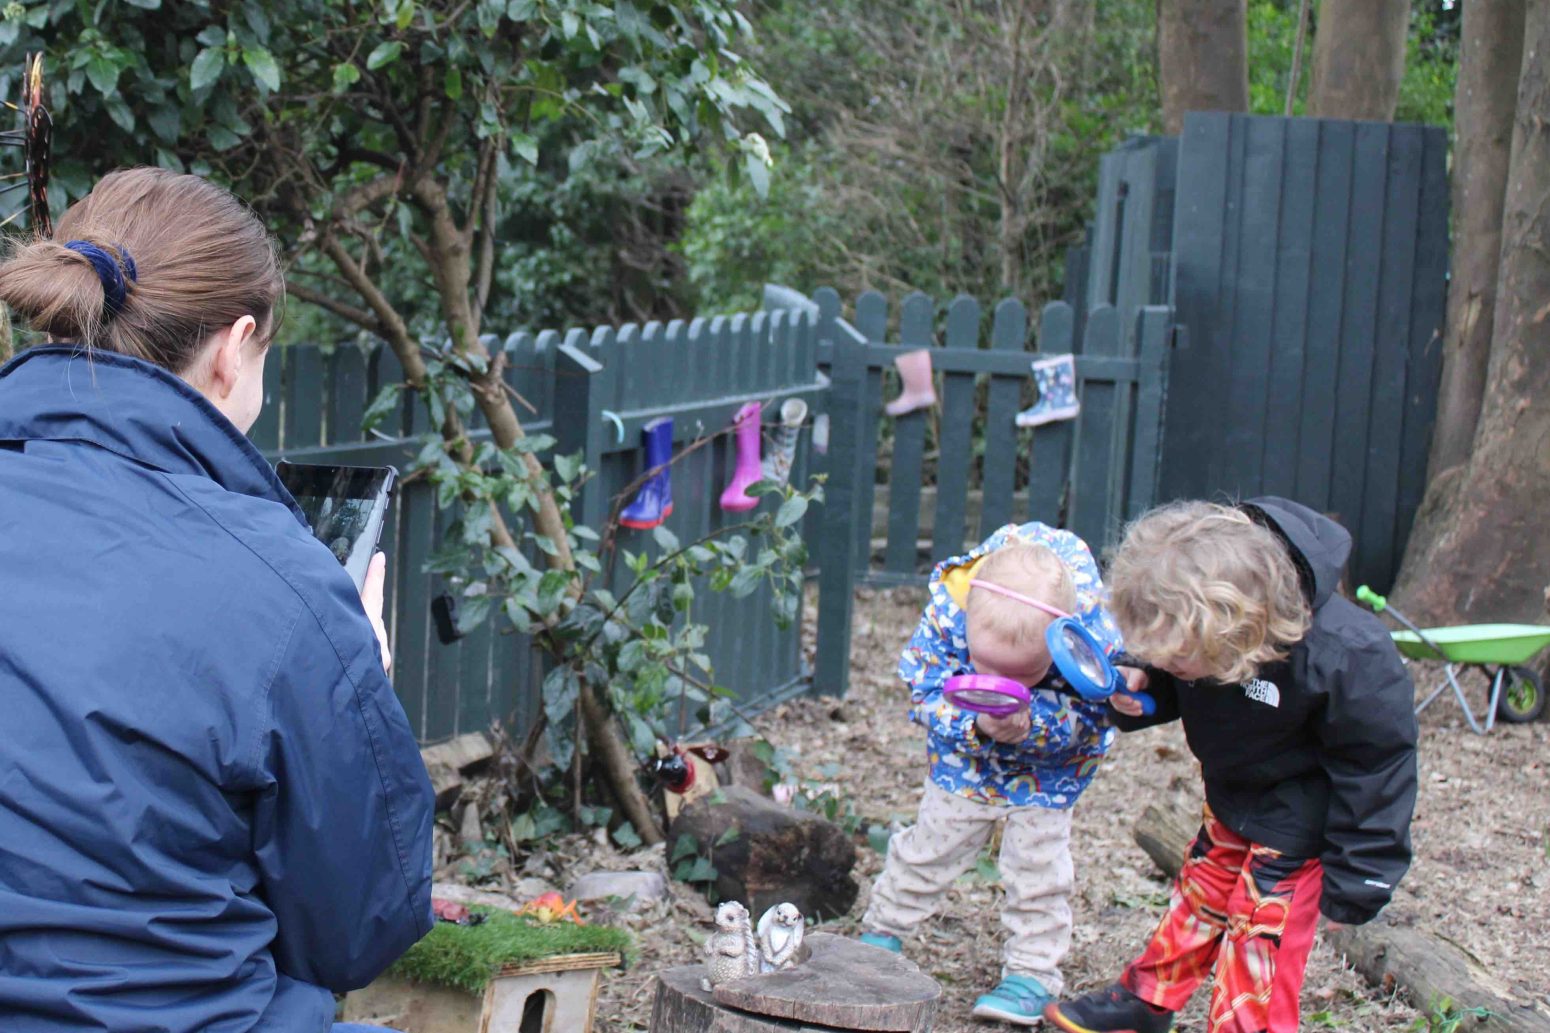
{"left": 387, "top": 908, "right": 634, "bottom": 996}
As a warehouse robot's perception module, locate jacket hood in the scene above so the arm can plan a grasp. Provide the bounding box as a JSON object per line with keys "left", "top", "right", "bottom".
{"left": 1239, "top": 496, "right": 1350, "bottom": 608}
{"left": 0, "top": 346, "right": 305, "bottom": 524}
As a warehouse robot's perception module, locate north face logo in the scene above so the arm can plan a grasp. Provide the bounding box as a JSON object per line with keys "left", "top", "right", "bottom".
{"left": 1244, "top": 678, "right": 1281, "bottom": 707}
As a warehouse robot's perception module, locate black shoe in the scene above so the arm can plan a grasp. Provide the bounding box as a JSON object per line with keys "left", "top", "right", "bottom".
{"left": 1043, "top": 984, "right": 1174, "bottom": 1033}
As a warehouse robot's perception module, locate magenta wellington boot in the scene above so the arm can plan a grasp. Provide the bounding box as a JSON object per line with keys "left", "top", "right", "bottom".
{"left": 719, "top": 401, "right": 764, "bottom": 512}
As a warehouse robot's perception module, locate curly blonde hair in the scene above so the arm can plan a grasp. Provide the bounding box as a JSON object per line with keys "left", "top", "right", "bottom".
{"left": 1108, "top": 502, "right": 1311, "bottom": 683}
{"left": 965, "top": 543, "right": 1077, "bottom": 650}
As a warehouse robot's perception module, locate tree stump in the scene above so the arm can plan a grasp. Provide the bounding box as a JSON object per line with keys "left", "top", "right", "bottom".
{"left": 667, "top": 786, "right": 858, "bottom": 920}
{"left": 651, "top": 934, "right": 941, "bottom": 1033}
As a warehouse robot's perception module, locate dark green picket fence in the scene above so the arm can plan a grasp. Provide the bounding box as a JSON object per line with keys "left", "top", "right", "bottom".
{"left": 255, "top": 311, "right": 824, "bottom": 744}
{"left": 789, "top": 287, "right": 1173, "bottom": 696}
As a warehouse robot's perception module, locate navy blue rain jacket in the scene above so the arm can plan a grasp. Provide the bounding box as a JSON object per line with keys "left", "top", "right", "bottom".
{"left": 0, "top": 347, "right": 435, "bottom": 1032}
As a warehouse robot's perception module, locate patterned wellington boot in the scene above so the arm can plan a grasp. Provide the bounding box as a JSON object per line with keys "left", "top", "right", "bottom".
{"left": 1016, "top": 352, "right": 1080, "bottom": 427}
{"left": 761, "top": 397, "right": 808, "bottom": 487}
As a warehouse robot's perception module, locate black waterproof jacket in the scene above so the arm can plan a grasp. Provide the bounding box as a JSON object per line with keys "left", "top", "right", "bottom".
{"left": 1113, "top": 497, "right": 1418, "bottom": 926}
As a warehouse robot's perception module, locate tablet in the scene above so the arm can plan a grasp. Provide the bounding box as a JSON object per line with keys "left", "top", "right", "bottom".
{"left": 276, "top": 462, "right": 397, "bottom": 591}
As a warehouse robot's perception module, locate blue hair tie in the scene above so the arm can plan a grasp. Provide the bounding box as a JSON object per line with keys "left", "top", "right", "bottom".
{"left": 63, "top": 240, "right": 137, "bottom": 317}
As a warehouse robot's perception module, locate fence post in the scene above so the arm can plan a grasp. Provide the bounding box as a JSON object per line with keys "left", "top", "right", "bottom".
{"left": 814, "top": 289, "right": 863, "bottom": 697}
{"left": 1127, "top": 307, "right": 1173, "bottom": 519}
{"left": 553, "top": 333, "right": 607, "bottom": 531}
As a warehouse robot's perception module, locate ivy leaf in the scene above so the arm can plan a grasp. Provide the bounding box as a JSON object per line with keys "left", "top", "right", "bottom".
{"left": 553, "top": 452, "right": 582, "bottom": 484}
{"left": 511, "top": 130, "right": 539, "bottom": 165}
{"left": 670, "top": 835, "right": 699, "bottom": 862}
{"left": 333, "top": 62, "right": 362, "bottom": 92}
{"left": 85, "top": 54, "right": 122, "bottom": 95}
{"left": 362, "top": 382, "right": 403, "bottom": 433}
{"left": 190, "top": 47, "right": 225, "bottom": 91}
{"left": 774, "top": 495, "right": 808, "bottom": 528}
{"left": 444, "top": 63, "right": 463, "bottom": 100}
{"left": 367, "top": 41, "right": 405, "bottom": 71}
{"left": 243, "top": 47, "right": 282, "bottom": 92}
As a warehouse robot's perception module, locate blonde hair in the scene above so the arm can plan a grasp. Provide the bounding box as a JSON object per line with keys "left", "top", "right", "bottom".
{"left": 1108, "top": 501, "right": 1311, "bottom": 683}
{"left": 0, "top": 167, "right": 284, "bottom": 373}
{"left": 965, "top": 543, "right": 1077, "bottom": 650}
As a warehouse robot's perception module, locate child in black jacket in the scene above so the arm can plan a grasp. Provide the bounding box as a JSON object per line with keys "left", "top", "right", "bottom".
{"left": 1044, "top": 497, "right": 1418, "bottom": 1033}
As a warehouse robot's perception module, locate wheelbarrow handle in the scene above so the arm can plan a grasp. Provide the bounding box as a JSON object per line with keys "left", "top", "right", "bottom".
{"left": 1356, "top": 585, "right": 1451, "bottom": 662}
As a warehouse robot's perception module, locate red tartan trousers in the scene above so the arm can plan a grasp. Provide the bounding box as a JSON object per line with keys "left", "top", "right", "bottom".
{"left": 1121, "top": 805, "right": 1323, "bottom": 1033}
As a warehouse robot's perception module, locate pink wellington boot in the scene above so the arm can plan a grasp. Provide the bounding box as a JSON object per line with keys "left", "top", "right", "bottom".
{"left": 719, "top": 401, "right": 764, "bottom": 512}
{"left": 885, "top": 348, "right": 937, "bottom": 416}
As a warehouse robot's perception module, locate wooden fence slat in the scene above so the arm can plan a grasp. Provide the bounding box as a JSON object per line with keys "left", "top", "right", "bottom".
{"left": 1069, "top": 305, "right": 1122, "bottom": 545}
{"left": 1221, "top": 116, "right": 1286, "bottom": 497}
{"left": 1261, "top": 118, "right": 1319, "bottom": 498}
{"left": 884, "top": 293, "right": 927, "bottom": 574}
{"left": 932, "top": 296, "right": 980, "bottom": 559}
{"left": 1357, "top": 125, "right": 1423, "bottom": 590}
{"left": 1393, "top": 127, "right": 1449, "bottom": 572}
{"left": 1027, "top": 302, "right": 1076, "bottom": 526}
{"left": 1294, "top": 121, "right": 1356, "bottom": 510}
{"left": 1126, "top": 307, "right": 1172, "bottom": 519}
{"left": 1328, "top": 122, "right": 1391, "bottom": 553}
{"left": 251, "top": 346, "right": 283, "bottom": 451}
{"left": 395, "top": 483, "right": 436, "bottom": 740}
{"left": 814, "top": 287, "right": 862, "bottom": 696}
{"left": 852, "top": 292, "right": 888, "bottom": 568}
{"left": 327, "top": 346, "right": 369, "bottom": 446}
{"left": 1159, "top": 112, "right": 1234, "bottom": 497}
{"left": 980, "top": 299, "right": 1027, "bottom": 537}
{"left": 284, "top": 347, "right": 327, "bottom": 451}
{"left": 426, "top": 503, "right": 462, "bottom": 743}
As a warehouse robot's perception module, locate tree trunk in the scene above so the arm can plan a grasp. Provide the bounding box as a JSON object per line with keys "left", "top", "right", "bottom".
{"left": 1423, "top": 0, "right": 1525, "bottom": 478}
{"left": 1307, "top": 0, "right": 1411, "bottom": 121}
{"left": 1394, "top": 1, "right": 1550, "bottom": 626}
{"left": 1156, "top": 0, "right": 1249, "bottom": 136}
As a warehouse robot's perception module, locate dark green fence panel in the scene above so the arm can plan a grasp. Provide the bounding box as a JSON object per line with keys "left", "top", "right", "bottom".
{"left": 1160, "top": 112, "right": 1448, "bottom": 591}
{"left": 804, "top": 286, "right": 1174, "bottom": 695}
{"left": 264, "top": 302, "right": 824, "bottom": 743}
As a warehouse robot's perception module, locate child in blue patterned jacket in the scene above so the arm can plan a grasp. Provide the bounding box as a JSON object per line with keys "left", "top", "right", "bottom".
{"left": 860, "top": 521, "right": 1140, "bottom": 1026}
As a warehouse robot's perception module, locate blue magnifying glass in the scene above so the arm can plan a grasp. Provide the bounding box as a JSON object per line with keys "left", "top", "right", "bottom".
{"left": 1045, "top": 619, "right": 1156, "bottom": 715}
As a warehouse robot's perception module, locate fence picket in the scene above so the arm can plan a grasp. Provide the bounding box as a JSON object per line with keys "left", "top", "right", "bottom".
{"left": 932, "top": 296, "right": 979, "bottom": 559}
{"left": 884, "top": 293, "right": 926, "bottom": 574}
{"left": 1069, "top": 305, "right": 1122, "bottom": 547}
{"left": 852, "top": 292, "right": 888, "bottom": 567}
{"left": 327, "top": 345, "right": 369, "bottom": 445}
{"left": 1027, "top": 302, "right": 1076, "bottom": 526}
{"left": 284, "top": 346, "right": 326, "bottom": 450}
{"left": 980, "top": 299, "right": 1026, "bottom": 536}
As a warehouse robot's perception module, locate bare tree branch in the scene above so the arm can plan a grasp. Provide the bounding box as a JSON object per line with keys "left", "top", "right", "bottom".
{"left": 286, "top": 280, "right": 385, "bottom": 333}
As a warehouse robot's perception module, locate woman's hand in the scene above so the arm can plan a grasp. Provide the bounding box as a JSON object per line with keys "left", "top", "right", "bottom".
{"left": 1109, "top": 666, "right": 1149, "bottom": 716}
{"left": 976, "top": 709, "right": 1031, "bottom": 743}
{"left": 360, "top": 552, "right": 392, "bottom": 674}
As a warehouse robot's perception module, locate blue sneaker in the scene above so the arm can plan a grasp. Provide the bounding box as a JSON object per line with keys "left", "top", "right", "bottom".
{"left": 972, "top": 974, "right": 1054, "bottom": 1026}
{"left": 859, "top": 931, "right": 903, "bottom": 953}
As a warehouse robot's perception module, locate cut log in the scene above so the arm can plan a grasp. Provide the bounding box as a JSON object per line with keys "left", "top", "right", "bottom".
{"left": 714, "top": 933, "right": 940, "bottom": 1032}
{"left": 668, "top": 786, "right": 859, "bottom": 921}
{"left": 651, "top": 934, "right": 940, "bottom": 1033}
{"left": 1132, "top": 798, "right": 1550, "bottom": 1033}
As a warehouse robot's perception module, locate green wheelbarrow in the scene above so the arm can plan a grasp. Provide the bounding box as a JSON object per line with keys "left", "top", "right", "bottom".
{"left": 1356, "top": 586, "right": 1549, "bottom": 734}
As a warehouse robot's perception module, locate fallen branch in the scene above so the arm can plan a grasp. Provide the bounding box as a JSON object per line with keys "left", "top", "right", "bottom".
{"left": 1132, "top": 799, "right": 1550, "bottom": 1033}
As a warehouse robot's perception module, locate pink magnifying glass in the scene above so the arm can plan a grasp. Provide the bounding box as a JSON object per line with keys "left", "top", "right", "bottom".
{"left": 942, "top": 673, "right": 1031, "bottom": 717}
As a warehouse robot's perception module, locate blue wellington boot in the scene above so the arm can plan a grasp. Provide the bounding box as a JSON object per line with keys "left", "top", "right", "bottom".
{"left": 620, "top": 417, "right": 674, "bottom": 530}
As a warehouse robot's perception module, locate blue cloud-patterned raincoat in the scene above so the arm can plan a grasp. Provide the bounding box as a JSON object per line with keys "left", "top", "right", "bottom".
{"left": 901, "top": 522, "right": 1123, "bottom": 809}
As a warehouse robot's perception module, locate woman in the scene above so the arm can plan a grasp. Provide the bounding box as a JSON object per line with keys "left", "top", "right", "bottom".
{"left": 0, "top": 168, "right": 434, "bottom": 1032}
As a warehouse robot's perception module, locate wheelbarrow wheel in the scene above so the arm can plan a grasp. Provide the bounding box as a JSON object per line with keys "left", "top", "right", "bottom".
{"left": 1495, "top": 666, "right": 1546, "bottom": 724}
